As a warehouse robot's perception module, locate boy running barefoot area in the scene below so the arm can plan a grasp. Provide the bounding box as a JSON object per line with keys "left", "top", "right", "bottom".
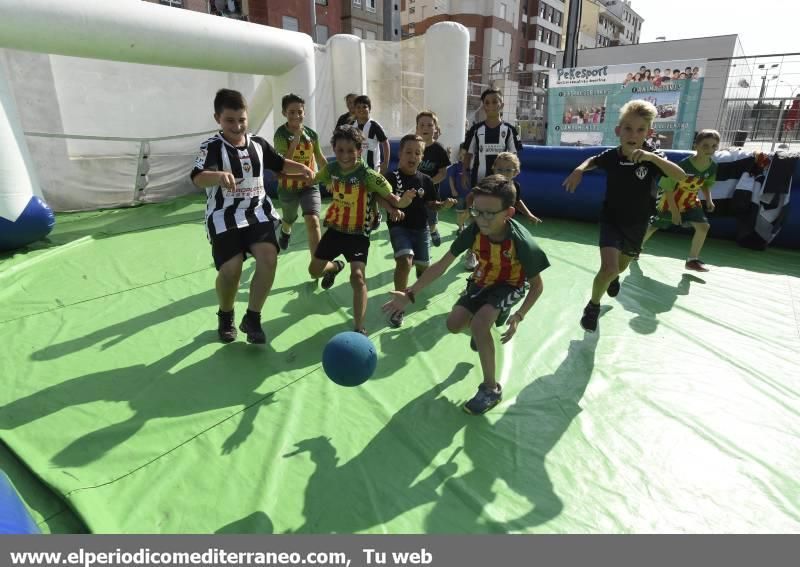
{"left": 641, "top": 129, "right": 719, "bottom": 272}
{"left": 191, "top": 89, "right": 314, "bottom": 344}
{"left": 385, "top": 134, "right": 456, "bottom": 328}
{"left": 562, "top": 100, "right": 686, "bottom": 333}
{"left": 383, "top": 175, "right": 549, "bottom": 415}
{"left": 309, "top": 127, "right": 414, "bottom": 334}
{"left": 273, "top": 93, "right": 328, "bottom": 256}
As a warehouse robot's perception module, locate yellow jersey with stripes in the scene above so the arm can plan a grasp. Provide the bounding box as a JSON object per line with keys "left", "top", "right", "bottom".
{"left": 657, "top": 156, "right": 717, "bottom": 213}
{"left": 273, "top": 124, "right": 321, "bottom": 190}
{"left": 450, "top": 218, "right": 549, "bottom": 288}
{"left": 315, "top": 162, "right": 392, "bottom": 236}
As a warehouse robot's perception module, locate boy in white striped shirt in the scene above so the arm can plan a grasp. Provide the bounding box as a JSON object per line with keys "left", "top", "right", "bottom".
{"left": 191, "top": 89, "right": 313, "bottom": 344}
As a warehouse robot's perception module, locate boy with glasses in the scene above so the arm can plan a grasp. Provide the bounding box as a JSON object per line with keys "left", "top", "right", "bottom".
{"left": 383, "top": 174, "right": 550, "bottom": 415}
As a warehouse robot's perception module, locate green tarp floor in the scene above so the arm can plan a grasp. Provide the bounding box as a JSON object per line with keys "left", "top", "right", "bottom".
{"left": 1, "top": 194, "right": 798, "bottom": 533}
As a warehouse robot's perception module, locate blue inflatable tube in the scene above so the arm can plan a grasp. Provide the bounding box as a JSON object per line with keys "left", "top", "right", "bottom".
{"left": 386, "top": 141, "right": 800, "bottom": 249}
{"left": 0, "top": 470, "right": 41, "bottom": 534}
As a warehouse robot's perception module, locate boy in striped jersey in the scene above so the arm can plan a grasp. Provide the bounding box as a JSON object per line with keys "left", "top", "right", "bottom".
{"left": 274, "top": 93, "right": 328, "bottom": 256}
{"left": 191, "top": 89, "right": 314, "bottom": 344}
{"left": 350, "top": 95, "right": 390, "bottom": 231}
{"left": 461, "top": 88, "right": 523, "bottom": 270}
{"left": 309, "top": 127, "right": 414, "bottom": 335}
{"left": 383, "top": 175, "right": 549, "bottom": 415}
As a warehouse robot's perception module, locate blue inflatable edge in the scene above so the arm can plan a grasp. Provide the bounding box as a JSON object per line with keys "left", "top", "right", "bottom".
{"left": 378, "top": 141, "right": 799, "bottom": 250}
{"left": 0, "top": 470, "right": 41, "bottom": 534}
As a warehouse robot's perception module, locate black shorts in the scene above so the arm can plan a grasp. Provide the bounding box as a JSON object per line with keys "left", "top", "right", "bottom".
{"left": 315, "top": 228, "right": 370, "bottom": 264}
{"left": 210, "top": 221, "right": 279, "bottom": 270}
{"left": 598, "top": 220, "right": 648, "bottom": 257}
{"left": 455, "top": 280, "right": 527, "bottom": 326}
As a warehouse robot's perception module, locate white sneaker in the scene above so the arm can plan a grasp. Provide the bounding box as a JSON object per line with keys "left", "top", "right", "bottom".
{"left": 464, "top": 252, "right": 478, "bottom": 271}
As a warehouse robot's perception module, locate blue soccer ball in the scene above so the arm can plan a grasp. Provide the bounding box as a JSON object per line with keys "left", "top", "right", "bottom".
{"left": 322, "top": 331, "right": 377, "bottom": 387}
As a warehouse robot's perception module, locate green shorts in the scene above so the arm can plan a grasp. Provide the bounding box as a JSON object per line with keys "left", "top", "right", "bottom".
{"left": 649, "top": 206, "right": 708, "bottom": 230}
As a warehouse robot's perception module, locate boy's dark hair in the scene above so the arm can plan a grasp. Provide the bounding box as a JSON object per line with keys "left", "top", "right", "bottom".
{"left": 693, "top": 129, "right": 721, "bottom": 146}
{"left": 281, "top": 93, "right": 305, "bottom": 111}
{"left": 399, "top": 134, "right": 425, "bottom": 151}
{"left": 480, "top": 88, "right": 503, "bottom": 102}
{"left": 330, "top": 125, "right": 364, "bottom": 150}
{"left": 214, "top": 89, "right": 247, "bottom": 115}
{"left": 345, "top": 93, "right": 359, "bottom": 102}
{"left": 353, "top": 95, "right": 372, "bottom": 109}
{"left": 654, "top": 68, "right": 661, "bottom": 73}
{"left": 471, "top": 174, "right": 516, "bottom": 209}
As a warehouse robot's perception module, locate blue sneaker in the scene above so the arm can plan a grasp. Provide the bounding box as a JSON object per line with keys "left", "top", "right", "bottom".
{"left": 463, "top": 383, "right": 502, "bottom": 415}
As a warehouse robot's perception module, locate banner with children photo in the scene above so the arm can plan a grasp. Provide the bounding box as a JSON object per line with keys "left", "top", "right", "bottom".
{"left": 546, "top": 59, "right": 706, "bottom": 150}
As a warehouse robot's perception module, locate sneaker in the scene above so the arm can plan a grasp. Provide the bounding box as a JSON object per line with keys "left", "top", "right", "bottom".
{"left": 239, "top": 311, "right": 266, "bottom": 344}
{"left": 606, "top": 277, "right": 621, "bottom": 298}
{"left": 278, "top": 230, "right": 291, "bottom": 251}
{"left": 685, "top": 259, "right": 709, "bottom": 272}
{"left": 354, "top": 327, "right": 368, "bottom": 336}
{"left": 464, "top": 252, "right": 478, "bottom": 271}
{"left": 580, "top": 301, "right": 601, "bottom": 333}
{"left": 217, "top": 310, "right": 237, "bottom": 343}
{"left": 430, "top": 230, "right": 441, "bottom": 247}
{"left": 388, "top": 310, "right": 404, "bottom": 328}
{"left": 321, "top": 260, "right": 345, "bottom": 290}
{"left": 463, "top": 383, "right": 502, "bottom": 415}
{"left": 469, "top": 337, "right": 477, "bottom": 352}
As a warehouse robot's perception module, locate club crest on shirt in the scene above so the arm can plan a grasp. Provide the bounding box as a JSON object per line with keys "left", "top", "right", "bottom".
{"left": 503, "top": 249, "right": 513, "bottom": 259}
{"left": 635, "top": 165, "right": 648, "bottom": 180}
{"left": 243, "top": 163, "right": 251, "bottom": 173}
{"left": 349, "top": 177, "right": 359, "bottom": 184}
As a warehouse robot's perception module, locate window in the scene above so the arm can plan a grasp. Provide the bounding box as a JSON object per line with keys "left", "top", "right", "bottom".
{"left": 552, "top": 33, "right": 560, "bottom": 47}
{"left": 539, "top": 4, "right": 546, "bottom": 18}
{"left": 316, "top": 24, "right": 328, "bottom": 43}
{"left": 544, "top": 30, "right": 551, "bottom": 44}
{"left": 498, "top": 3, "right": 507, "bottom": 20}
{"left": 554, "top": 10, "right": 562, "bottom": 25}
{"left": 497, "top": 31, "right": 505, "bottom": 46}
{"left": 409, "top": 7, "right": 415, "bottom": 13}
{"left": 366, "top": 0, "right": 376, "bottom": 12}
{"left": 315, "top": 0, "right": 328, "bottom": 5}
{"left": 366, "top": 30, "right": 377, "bottom": 40}
{"left": 469, "top": 55, "right": 477, "bottom": 69}
{"left": 160, "top": 0, "right": 183, "bottom": 6}
{"left": 519, "top": 47, "right": 526, "bottom": 63}
{"left": 537, "top": 27, "right": 544, "bottom": 42}
{"left": 353, "top": 26, "right": 363, "bottom": 38}
{"left": 545, "top": 5, "right": 552, "bottom": 20}
{"left": 468, "top": 27, "right": 477, "bottom": 42}
{"left": 282, "top": 16, "right": 298, "bottom": 31}
{"left": 353, "top": 0, "right": 361, "bottom": 7}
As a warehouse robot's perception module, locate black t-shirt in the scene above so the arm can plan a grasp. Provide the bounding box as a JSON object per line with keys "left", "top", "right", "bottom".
{"left": 386, "top": 170, "right": 436, "bottom": 230}
{"left": 418, "top": 142, "right": 451, "bottom": 189}
{"left": 592, "top": 144, "right": 666, "bottom": 225}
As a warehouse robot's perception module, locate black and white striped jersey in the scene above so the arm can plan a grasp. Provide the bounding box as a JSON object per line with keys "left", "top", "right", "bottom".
{"left": 349, "top": 119, "right": 388, "bottom": 170}
{"left": 191, "top": 132, "right": 285, "bottom": 238}
{"left": 464, "top": 121, "right": 522, "bottom": 186}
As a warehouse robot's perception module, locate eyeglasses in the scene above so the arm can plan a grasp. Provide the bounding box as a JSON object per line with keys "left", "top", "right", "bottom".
{"left": 469, "top": 207, "right": 505, "bottom": 219}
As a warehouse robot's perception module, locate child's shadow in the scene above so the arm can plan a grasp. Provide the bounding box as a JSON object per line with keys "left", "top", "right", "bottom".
{"left": 618, "top": 261, "right": 705, "bottom": 334}
{"left": 424, "top": 336, "right": 599, "bottom": 532}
